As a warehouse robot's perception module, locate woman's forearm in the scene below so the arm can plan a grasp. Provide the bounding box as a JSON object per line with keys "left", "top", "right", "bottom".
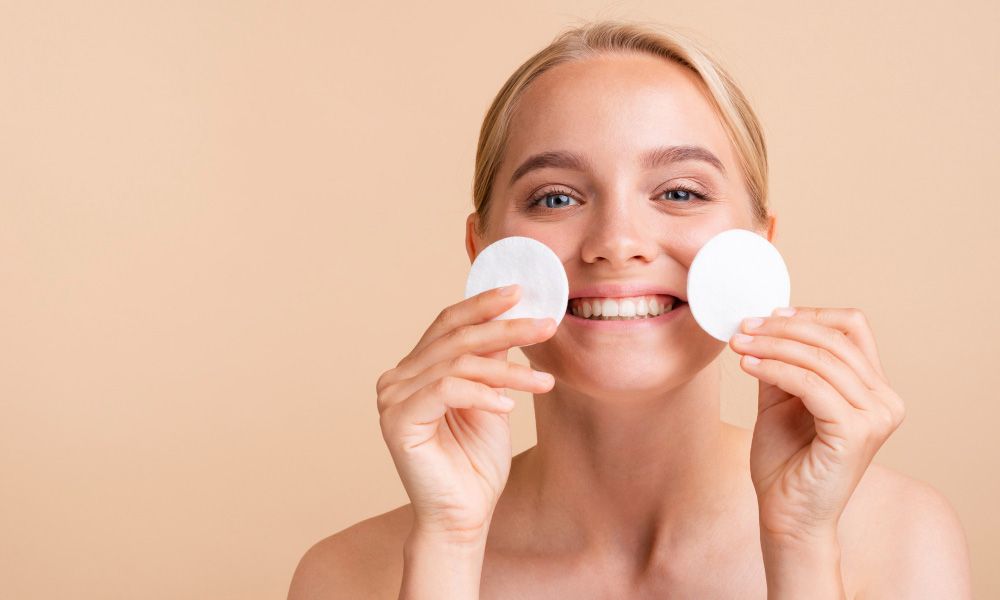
{"left": 760, "top": 530, "right": 847, "bottom": 600}
{"left": 398, "top": 527, "right": 489, "bottom": 600}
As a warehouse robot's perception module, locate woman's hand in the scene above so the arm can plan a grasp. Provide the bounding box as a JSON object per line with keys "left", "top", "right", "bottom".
{"left": 728, "top": 306, "right": 906, "bottom": 544}
{"left": 376, "top": 284, "right": 557, "bottom": 541}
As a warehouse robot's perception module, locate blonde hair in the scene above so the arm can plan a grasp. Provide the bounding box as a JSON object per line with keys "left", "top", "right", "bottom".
{"left": 472, "top": 20, "right": 769, "bottom": 235}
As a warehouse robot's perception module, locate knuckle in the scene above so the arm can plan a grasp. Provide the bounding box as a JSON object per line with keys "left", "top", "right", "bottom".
{"left": 435, "top": 305, "right": 455, "bottom": 327}
{"left": 824, "top": 327, "right": 846, "bottom": 348}
{"left": 815, "top": 306, "right": 835, "bottom": 322}
{"left": 375, "top": 369, "right": 394, "bottom": 394}
{"left": 886, "top": 394, "right": 906, "bottom": 425}
{"left": 450, "top": 353, "right": 477, "bottom": 373}
{"left": 870, "top": 408, "right": 895, "bottom": 438}
{"left": 847, "top": 307, "right": 868, "bottom": 328}
{"left": 376, "top": 380, "right": 402, "bottom": 413}
{"left": 801, "top": 368, "right": 824, "bottom": 389}
{"left": 776, "top": 317, "right": 795, "bottom": 334}
{"left": 448, "top": 324, "right": 474, "bottom": 346}
{"left": 434, "top": 375, "right": 461, "bottom": 396}
{"left": 813, "top": 345, "right": 836, "bottom": 368}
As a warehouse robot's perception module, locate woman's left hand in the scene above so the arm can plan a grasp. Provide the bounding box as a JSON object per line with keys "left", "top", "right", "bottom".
{"left": 729, "top": 306, "right": 906, "bottom": 544}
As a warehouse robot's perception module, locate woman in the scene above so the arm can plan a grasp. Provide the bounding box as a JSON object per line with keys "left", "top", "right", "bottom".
{"left": 290, "top": 21, "right": 971, "bottom": 599}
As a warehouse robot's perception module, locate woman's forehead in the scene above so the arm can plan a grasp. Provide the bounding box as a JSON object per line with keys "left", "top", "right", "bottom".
{"left": 504, "top": 54, "right": 737, "bottom": 175}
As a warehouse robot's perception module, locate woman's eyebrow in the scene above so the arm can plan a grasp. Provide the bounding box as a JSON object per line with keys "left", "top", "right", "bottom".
{"left": 509, "top": 145, "right": 726, "bottom": 186}
{"left": 640, "top": 145, "right": 726, "bottom": 174}
{"left": 509, "top": 150, "right": 590, "bottom": 186}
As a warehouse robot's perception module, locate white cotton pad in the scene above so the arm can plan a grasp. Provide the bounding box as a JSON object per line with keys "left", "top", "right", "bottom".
{"left": 464, "top": 236, "right": 569, "bottom": 326}
{"left": 687, "top": 228, "right": 791, "bottom": 342}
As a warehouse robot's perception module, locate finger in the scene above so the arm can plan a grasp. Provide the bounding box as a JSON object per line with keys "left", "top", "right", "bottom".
{"left": 379, "top": 354, "right": 555, "bottom": 412}
{"left": 378, "top": 288, "right": 522, "bottom": 396}
{"left": 776, "top": 307, "right": 887, "bottom": 386}
{"left": 738, "top": 314, "right": 886, "bottom": 395}
{"left": 385, "top": 376, "right": 516, "bottom": 436}
{"left": 410, "top": 285, "right": 523, "bottom": 358}
{"left": 739, "top": 355, "right": 848, "bottom": 424}
{"left": 730, "top": 332, "right": 875, "bottom": 412}
{"left": 394, "top": 316, "right": 556, "bottom": 381}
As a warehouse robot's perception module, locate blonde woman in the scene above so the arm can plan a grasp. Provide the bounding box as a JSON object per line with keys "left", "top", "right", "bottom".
{"left": 290, "top": 21, "right": 971, "bottom": 599}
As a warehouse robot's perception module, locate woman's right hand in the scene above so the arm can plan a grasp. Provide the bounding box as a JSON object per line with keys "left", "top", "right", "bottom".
{"left": 376, "top": 284, "right": 557, "bottom": 541}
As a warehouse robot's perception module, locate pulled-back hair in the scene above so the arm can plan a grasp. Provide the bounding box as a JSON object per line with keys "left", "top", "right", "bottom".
{"left": 473, "top": 20, "right": 769, "bottom": 234}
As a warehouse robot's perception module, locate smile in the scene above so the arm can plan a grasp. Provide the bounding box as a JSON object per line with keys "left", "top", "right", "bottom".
{"left": 567, "top": 294, "right": 686, "bottom": 321}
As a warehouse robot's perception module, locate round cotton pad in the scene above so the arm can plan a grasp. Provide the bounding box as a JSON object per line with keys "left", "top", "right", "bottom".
{"left": 464, "top": 236, "right": 569, "bottom": 326}
{"left": 687, "top": 228, "right": 791, "bottom": 342}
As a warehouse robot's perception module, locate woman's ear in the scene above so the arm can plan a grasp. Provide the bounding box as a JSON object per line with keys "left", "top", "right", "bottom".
{"left": 465, "top": 212, "right": 480, "bottom": 263}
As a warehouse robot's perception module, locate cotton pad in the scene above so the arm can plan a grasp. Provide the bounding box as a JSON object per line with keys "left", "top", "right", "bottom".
{"left": 464, "top": 236, "right": 569, "bottom": 326}
{"left": 687, "top": 228, "right": 791, "bottom": 342}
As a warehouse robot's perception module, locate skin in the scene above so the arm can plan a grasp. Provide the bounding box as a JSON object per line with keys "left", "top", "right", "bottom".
{"left": 288, "top": 53, "right": 972, "bottom": 599}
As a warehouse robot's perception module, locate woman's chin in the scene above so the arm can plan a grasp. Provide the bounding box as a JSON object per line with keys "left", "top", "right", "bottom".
{"left": 556, "top": 359, "right": 685, "bottom": 398}
{"left": 525, "top": 338, "right": 722, "bottom": 401}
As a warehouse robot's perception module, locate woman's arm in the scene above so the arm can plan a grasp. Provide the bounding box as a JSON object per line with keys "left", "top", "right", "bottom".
{"left": 398, "top": 527, "right": 490, "bottom": 600}
{"left": 759, "top": 529, "right": 846, "bottom": 600}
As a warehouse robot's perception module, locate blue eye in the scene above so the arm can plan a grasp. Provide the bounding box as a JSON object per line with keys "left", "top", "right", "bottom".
{"left": 662, "top": 188, "right": 702, "bottom": 202}
{"left": 543, "top": 193, "right": 577, "bottom": 208}
{"left": 528, "top": 189, "right": 580, "bottom": 210}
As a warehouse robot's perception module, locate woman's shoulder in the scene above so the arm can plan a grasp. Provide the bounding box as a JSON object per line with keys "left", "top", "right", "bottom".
{"left": 841, "top": 461, "right": 972, "bottom": 597}
{"left": 287, "top": 503, "right": 413, "bottom": 600}
{"left": 726, "top": 424, "right": 970, "bottom": 596}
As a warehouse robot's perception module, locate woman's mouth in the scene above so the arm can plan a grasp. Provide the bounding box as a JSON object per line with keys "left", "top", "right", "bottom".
{"left": 566, "top": 294, "right": 686, "bottom": 321}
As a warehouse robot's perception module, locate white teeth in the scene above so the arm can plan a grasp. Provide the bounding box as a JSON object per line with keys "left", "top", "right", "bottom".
{"left": 568, "top": 294, "right": 681, "bottom": 320}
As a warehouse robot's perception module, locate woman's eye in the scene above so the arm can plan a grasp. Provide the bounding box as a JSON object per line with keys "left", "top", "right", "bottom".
{"left": 536, "top": 192, "right": 578, "bottom": 209}
{"left": 662, "top": 189, "right": 698, "bottom": 202}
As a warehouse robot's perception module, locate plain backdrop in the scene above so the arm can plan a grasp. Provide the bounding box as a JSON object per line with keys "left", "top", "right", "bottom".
{"left": 2, "top": 1, "right": 997, "bottom": 598}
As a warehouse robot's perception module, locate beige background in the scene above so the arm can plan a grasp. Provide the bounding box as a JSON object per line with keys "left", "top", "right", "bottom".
{"left": 2, "top": 0, "right": 997, "bottom": 598}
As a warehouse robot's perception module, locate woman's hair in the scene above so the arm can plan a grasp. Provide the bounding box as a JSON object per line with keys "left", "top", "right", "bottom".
{"left": 472, "top": 20, "right": 769, "bottom": 235}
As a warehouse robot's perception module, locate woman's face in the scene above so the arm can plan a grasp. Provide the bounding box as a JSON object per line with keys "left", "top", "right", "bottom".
{"left": 467, "top": 52, "right": 774, "bottom": 399}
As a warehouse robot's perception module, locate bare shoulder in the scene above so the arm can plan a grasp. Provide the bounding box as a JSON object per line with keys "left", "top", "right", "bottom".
{"left": 724, "top": 425, "right": 972, "bottom": 598}
{"left": 287, "top": 503, "right": 414, "bottom": 600}
{"left": 843, "top": 463, "right": 973, "bottom": 599}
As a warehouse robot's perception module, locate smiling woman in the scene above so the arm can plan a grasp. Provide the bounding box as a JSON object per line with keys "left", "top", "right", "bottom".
{"left": 288, "top": 20, "right": 972, "bottom": 600}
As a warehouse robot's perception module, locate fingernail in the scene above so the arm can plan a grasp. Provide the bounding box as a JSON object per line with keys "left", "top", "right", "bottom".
{"left": 745, "top": 355, "right": 761, "bottom": 365}
{"left": 532, "top": 370, "right": 554, "bottom": 383}
{"left": 743, "top": 317, "right": 764, "bottom": 331}
{"left": 733, "top": 333, "right": 754, "bottom": 344}
{"left": 774, "top": 307, "right": 796, "bottom": 317}
{"left": 498, "top": 394, "right": 516, "bottom": 408}
{"left": 499, "top": 284, "right": 518, "bottom": 296}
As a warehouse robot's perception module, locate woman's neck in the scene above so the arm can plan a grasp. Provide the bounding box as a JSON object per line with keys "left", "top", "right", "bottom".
{"left": 499, "top": 360, "right": 742, "bottom": 562}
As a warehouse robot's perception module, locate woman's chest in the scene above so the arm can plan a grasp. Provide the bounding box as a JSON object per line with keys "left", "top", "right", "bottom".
{"left": 478, "top": 545, "right": 771, "bottom": 600}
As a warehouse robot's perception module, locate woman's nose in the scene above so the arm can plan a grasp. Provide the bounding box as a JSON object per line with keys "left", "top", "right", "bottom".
{"left": 579, "top": 200, "right": 659, "bottom": 268}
